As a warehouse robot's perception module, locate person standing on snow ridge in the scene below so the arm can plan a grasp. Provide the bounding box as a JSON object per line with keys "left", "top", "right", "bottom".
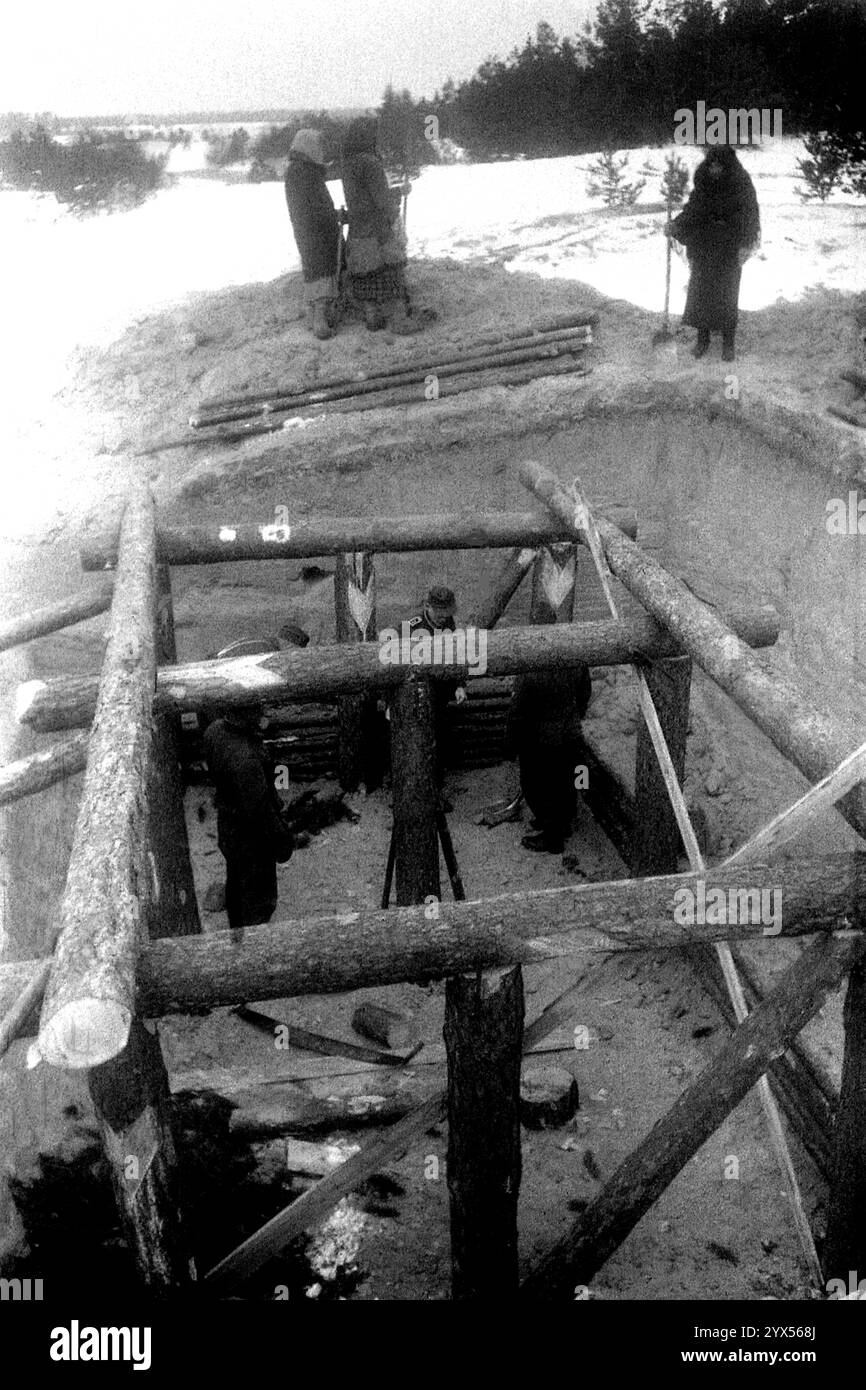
{"left": 667, "top": 144, "right": 760, "bottom": 362}
{"left": 203, "top": 708, "right": 294, "bottom": 930}
{"left": 284, "top": 128, "right": 341, "bottom": 340}
{"left": 341, "top": 116, "right": 420, "bottom": 335}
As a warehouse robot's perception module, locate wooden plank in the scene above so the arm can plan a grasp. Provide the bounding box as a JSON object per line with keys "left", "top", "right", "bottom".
{"left": 521, "top": 929, "right": 866, "bottom": 1299}
{"left": 33, "top": 480, "right": 158, "bottom": 1070}
{"left": 16, "top": 605, "right": 781, "bottom": 733}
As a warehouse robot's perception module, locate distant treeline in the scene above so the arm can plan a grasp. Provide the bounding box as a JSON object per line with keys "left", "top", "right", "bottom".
{"left": 421, "top": 0, "right": 866, "bottom": 160}
{"left": 0, "top": 127, "right": 165, "bottom": 213}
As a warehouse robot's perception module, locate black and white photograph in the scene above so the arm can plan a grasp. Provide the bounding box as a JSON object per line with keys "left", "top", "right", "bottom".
{"left": 0, "top": 0, "right": 864, "bottom": 1360}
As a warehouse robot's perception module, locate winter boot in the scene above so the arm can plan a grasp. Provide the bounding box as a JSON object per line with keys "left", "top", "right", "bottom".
{"left": 363, "top": 303, "right": 387, "bottom": 331}
{"left": 521, "top": 830, "right": 565, "bottom": 854}
{"left": 311, "top": 301, "right": 335, "bottom": 340}
{"left": 722, "top": 330, "right": 736, "bottom": 362}
{"left": 384, "top": 299, "right": 423, "bottom": 335}
{"left": 692, "top": 329, "right": 711, "bottom": 359}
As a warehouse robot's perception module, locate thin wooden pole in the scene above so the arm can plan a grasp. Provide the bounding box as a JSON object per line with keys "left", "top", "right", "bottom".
{"left": 632, "top": 656, "right": 692, "bottom": 875}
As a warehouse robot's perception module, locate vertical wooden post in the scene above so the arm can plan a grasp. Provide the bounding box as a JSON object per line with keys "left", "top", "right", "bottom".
{"left": 334, "top": 551, "right": 377, "bottom": 791}
{"left": 444, "top": 966, "right": 524, "bottom": 1299}
{"left": 388, "top": 675, "right": 440, "bottom": 907}
{"left": 631, "top": 655, "right": 692, "bottom": 876}
{"left": 89, "top": 1017, "right": 195, "bottom": 1290}
{"left": 530, "top": 543, "right": 578, "bottom": 624}
{"left": 823, "top": 962, "right": 866, "bottom": 1287}
{"left": 145, "top": 563, "right": 200, "bottom": 939}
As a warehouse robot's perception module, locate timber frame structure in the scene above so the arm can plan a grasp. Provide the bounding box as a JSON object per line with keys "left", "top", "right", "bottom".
{"left": 2, "top": 458, "right": 865, "bottom": 1299}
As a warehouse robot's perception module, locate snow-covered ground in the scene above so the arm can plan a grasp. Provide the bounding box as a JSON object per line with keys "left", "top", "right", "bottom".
{"left": 2, "top": 136, "right": 864, "bottom": 425}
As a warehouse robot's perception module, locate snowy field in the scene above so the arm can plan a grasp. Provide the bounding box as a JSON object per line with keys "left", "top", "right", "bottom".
{"left": 1, "top": 136, "right": 864, "bottom": 426}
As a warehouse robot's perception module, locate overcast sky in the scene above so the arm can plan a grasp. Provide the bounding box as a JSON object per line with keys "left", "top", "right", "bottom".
{"left": 3, "top": 0, "right": 598, "bottom": 117}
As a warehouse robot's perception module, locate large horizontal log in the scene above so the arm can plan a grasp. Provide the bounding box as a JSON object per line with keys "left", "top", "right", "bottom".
{"left": 33, "top": 482, "right": 157, "bottom": 1071}
{"left": 81, "top": 508, "right": 637, "bottom": 570}
{"left": 521, "top": 459, "right": 866, "bottom": 839}
{"left": 17, "top": 605, "right": 780, "bottom": 732}
{"left": 2, "top": 851, "right": 863, "bottom": 1033}
{"left": 0, "top": 731, "right": 89, "bottom": 807}
{"left": 520, "top": 929, "right": 866, "bottom": 1298}
{"left": 0, "top": 581, "right": 113, "bottom": 654}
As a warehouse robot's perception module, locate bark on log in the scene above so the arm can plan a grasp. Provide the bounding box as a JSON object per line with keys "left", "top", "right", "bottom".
{"left": 89, "top": 1018, "right": 194, "bottom": 1289}
{"left": 632, "top": 656, "right": 692, "bottom": 875}
{"left": 389, "top": 677, "right": 440, "bottom": 907}
{"left": 521, "top": 929, "right": 866, "bottom": 1299}
{"left": 0, "top": 581, "right": 113, "bottom": 654}
{"left": 0, "top": 731, "right": 89, "bottom": 808}
{"left": 82, "top": 508, "right": 637, "bottom": 570}
{"left": 35, "top": 481, "right": 157, "bottom": 1070}
{"left": 520, "top": 459, "right": 866, "bottom": 839}
{"left": 192, "top": 331, "right": 594, "bottom": 426}
{"left": 823, "top": 962, "right": 866, "bottom": 1283}
{"left": 445, "top": 966, "right": 524, "bottom": 1299}
{"left": 18, "top": 606, "right": 780, "bottom": 732}
{"left": 3, "top": 851, "right": 863, "bottom": 1032}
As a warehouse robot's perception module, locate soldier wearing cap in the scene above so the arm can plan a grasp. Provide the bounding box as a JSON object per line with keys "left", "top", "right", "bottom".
{"left": 405, "top": 585, "right": 466, "bottom": 796}
{"left": 203, "top": 706, "right": 294, "bottom": 929}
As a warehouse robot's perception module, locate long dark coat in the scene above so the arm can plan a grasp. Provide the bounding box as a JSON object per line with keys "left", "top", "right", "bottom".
{"left": 283, "top": 153, "right": 340, "bottom": 283}
{"left": 203, "top": 717, "right": 290, "bottom": 929}
{"left": 506, "top": 666, "right": 593, "bottom": 836}
{"left": 670, "top": 149, "right": 761, "bottom": 332}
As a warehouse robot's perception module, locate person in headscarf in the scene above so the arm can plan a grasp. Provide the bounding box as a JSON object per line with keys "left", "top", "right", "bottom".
{"left": 667, "top": 145, "right": 760, "bottom": 361}
{"left": 341, "top": 116, "right": 419, "bottom": 334}
{"left": 284, "top": 128, "right": 341, "bottom": 340}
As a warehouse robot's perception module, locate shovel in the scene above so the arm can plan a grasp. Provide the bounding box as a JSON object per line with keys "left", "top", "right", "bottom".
{"left": 652, "top": 197, "right": 675, "bottom": 347}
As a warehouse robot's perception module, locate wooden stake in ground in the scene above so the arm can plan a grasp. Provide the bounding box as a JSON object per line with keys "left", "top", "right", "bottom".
{"left": 88, "top": 1017, "right": 195, "bottom": 1289}
{"left": 444, "top": 966, "right": 524, "bottom": 1299}
{"left": 34, "top": 480, "right": 158, "bottom": 1069}
{"left": 389, "top": 676, "right": 441, "bottom": 907}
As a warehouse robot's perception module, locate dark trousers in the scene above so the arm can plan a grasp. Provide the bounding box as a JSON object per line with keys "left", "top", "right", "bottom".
{"left": 519, "top": 742, "right": 579, "bottom": 838}
{"left": 224, "top": 853, "right": 278, "bottom": 930}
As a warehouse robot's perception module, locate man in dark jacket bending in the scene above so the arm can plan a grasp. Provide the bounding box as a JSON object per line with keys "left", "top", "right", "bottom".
{"left": 284, "top": 128, "right": 341, "bottom": 340}
{"left": 203, "top": 708, "right": 293, "bottom": 929}
{"left": 507, "top": 662, "right": 593, "bottom": 854}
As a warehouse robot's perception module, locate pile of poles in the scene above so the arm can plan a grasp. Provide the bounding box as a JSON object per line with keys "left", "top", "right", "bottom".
{"left": 171, "top": 312, "right": 597, "bottom": 450}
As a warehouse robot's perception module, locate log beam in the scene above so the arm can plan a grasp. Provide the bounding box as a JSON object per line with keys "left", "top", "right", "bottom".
{"left": 2, "top": 850, "right": 864, "bottom": 1029}
{"left": 33, "top": 481, "right": 158, "bottom": 1070}
{"left": 389, "top": 676, "right": 440, "bottom": 907}
{"left": 334, "top": 551, "right": 377, "bottom": 792}
{"left": 17, "top": 605, "right": 780, "bottom": 733}
{"left": 0, "top": 731, "right": 90, "bottom": 808}
{"left": 81, "top": 508, "right": 637, "bottom": 571}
